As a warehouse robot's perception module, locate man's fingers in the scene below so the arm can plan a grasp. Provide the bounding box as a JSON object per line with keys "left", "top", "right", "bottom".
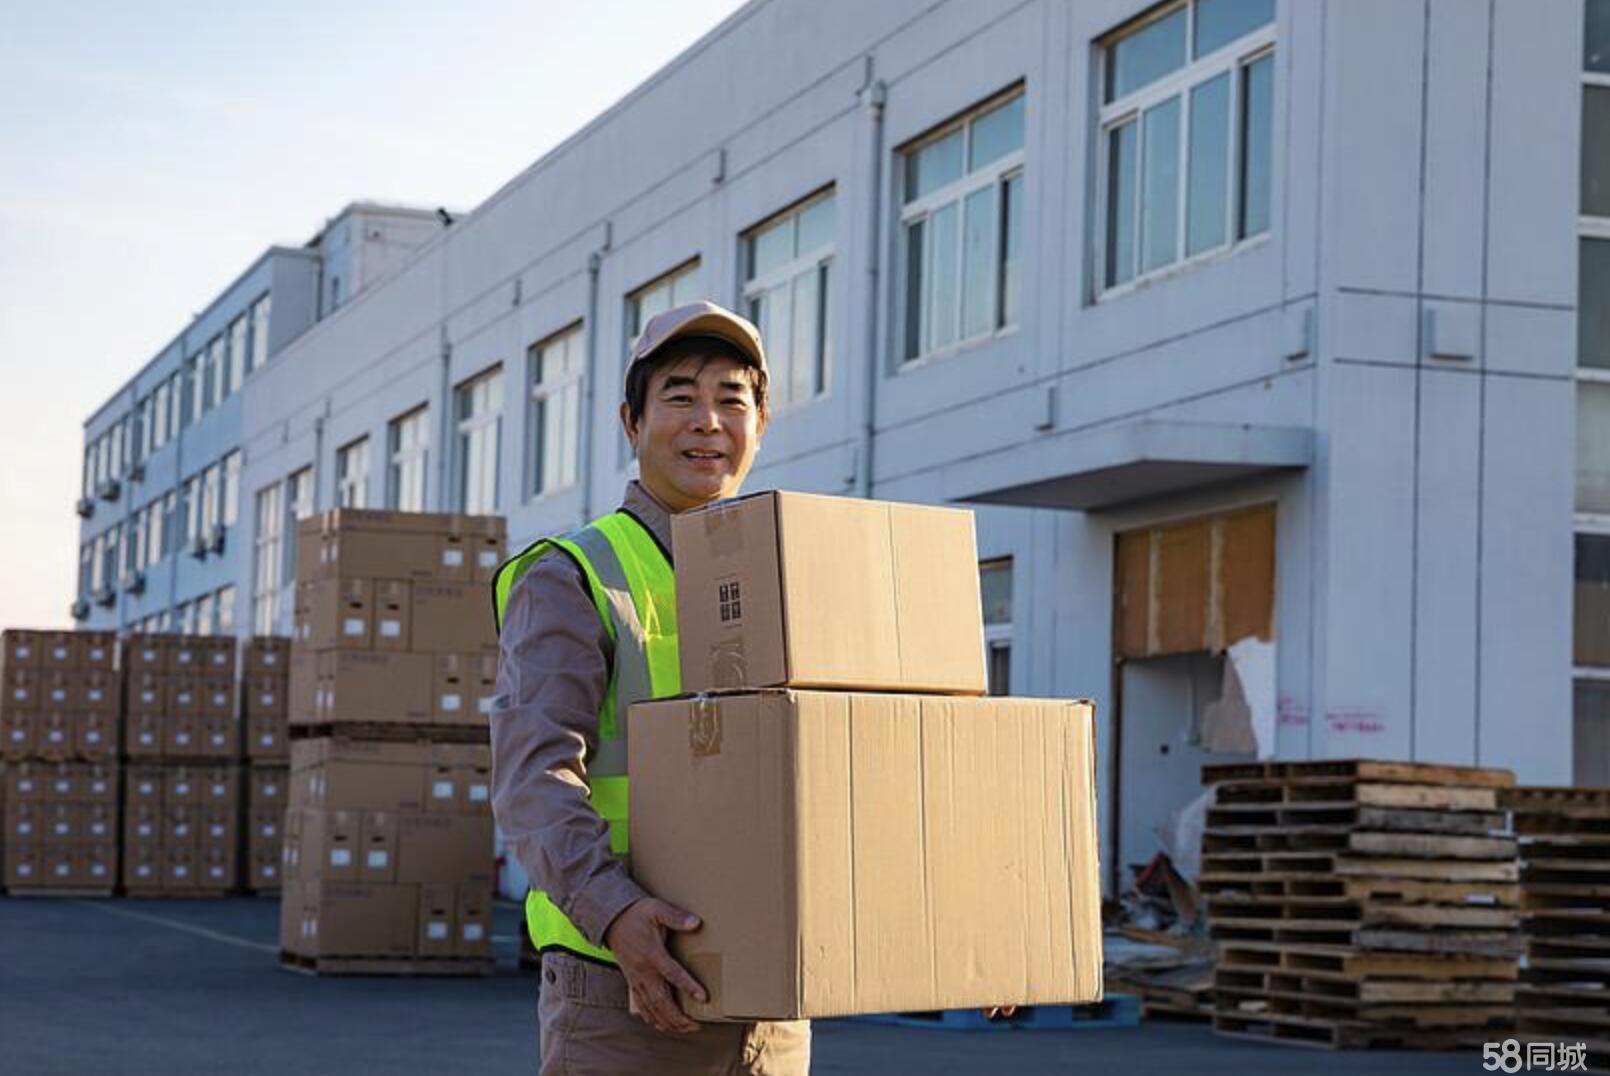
{"left": 653, "top": 900, "right": 701, "bottom": 932}
{"left": 639, "top": 977, "right": 698, "bottom": 1034}
{"left": 653, "top": 951, "right": 709, "bottom": 1004}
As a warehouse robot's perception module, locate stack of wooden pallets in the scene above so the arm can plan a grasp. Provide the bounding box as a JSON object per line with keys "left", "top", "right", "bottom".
{"left": 1501, "top": 786, "right": 1610, "bottom": 1074}
{"left": 1200, "top": 760, "right": 1521, "bottom": 1049}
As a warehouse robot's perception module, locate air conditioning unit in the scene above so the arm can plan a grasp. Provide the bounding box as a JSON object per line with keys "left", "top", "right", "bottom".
{"left": 128, "top": 462, "right": 146, "bottom": 483}
{"left": 70, "top": 598, "right": 90, "bottom": 621}
{"left": 92, "top": 585, "right": 116, "bottom": 609}
{"left": 75, "top": 497, "right": 95, "bottom": 519}
{"left": 95, "top": 477, "right": 121, "bottom": 502}
{"left": 187, "top": 536, "right": 209, "bottom": 560}
{"left": 208, "top": 524, "right": 226, "bottom": 555}
{"left": 120, "top": 570, "right": 146, "bottom": 596}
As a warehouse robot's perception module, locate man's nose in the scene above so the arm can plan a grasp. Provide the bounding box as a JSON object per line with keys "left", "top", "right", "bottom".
{"left": 690, "top": 399, "right": 720, "bottom": 432}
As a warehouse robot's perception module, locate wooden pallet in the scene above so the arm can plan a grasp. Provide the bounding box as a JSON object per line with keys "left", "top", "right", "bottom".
{"left": 1204, "top": 829, "right": 1517, "bottom": 860}
{"left": 1502, "top": 787, "right": 1610, "bottom": 812}
{"left": 1212, "top": 919, "right": 1519, "bottom": 955}
{"left": 3, "top": 887, "right": 116, "bottom": 899}
{"left": 278, "top": 951, "right": 495, "bottom": 977}
{"left": 1218, "top": 941, "right": 1518, "bottom": 981}
{"left": 1202, "top": 760, "right": 1516, "bottom": 789}
{"left": 1214, "top": 778, "right": 1502, "bottom": 811}
{"left": 125, "top": 889, "right": 234, "bottom": 900}
{"left": 1207, "top": 899, "right": 1516, "bottom": 931}
{"left": 1200, "top": 873, "right": 1518, "bottom": 906}
{"left": 1206, "top": 804, "right": 1507, "bottom": 835}
{"left": 1217, "top": 968, "right": 1513, "bottom": 1004}
{"left": 288, "top": 722, "right": 488, "bottom": 744}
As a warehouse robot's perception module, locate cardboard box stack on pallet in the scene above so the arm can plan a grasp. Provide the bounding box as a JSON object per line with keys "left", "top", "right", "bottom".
{"left": 1, "top": 629, "right": 121, "bottom": 895}
{"left": 120, "top": 635, "right": 243, "bottom": 896}
{"left": 1501, "top": 786, "right": 1610, "bottom": 1075}
{"left": 279, "top": 508, "right": 504, "bottom": 975}
{"left": 241, "top": 637, "right": 291, "bottom": 893}
{"left": 628, "top": 492, "right": 1104, "bottom": 1022}
{"left": 1200, "top": 760, "right": 1521, "bottom": 1050}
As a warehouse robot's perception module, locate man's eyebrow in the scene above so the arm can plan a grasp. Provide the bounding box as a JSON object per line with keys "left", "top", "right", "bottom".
{"left": 659, "top": 375, "right": 698, "bottom": 391}
{"left": 718, "top": 379, "right": 753, "bottom": 394}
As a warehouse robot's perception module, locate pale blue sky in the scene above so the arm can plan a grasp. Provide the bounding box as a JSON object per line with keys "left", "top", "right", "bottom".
{"left": 0, "top": 0, "right": 748, "bottom": 626}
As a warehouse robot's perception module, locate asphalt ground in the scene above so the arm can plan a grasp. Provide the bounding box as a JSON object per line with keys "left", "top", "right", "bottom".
{"left": 0, "top": 895, "right": 1494, "bottom": 1075}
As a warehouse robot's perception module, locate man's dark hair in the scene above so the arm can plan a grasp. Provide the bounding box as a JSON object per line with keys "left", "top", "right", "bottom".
{"left": 622, "top": 334, "right": 769, "bottom": 428}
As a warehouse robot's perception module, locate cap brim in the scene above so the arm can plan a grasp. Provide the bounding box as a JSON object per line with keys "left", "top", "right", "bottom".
{"left": 641, "top": 313, "right": 766, "bottom": 371}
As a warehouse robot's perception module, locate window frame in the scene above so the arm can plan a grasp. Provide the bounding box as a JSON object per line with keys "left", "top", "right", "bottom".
{"left": 253, "top": 482, "right": 284, "bottom": 635}
{"left": 897, "top": 86, "right": 1027, "bottom": 367}
{"left": 1093, "top": 2, "right": 1275, "bottom": 301}
{"left": 526, "top": 323, "right": 586, "bottom": 502}
{"left": 741, "top": 187, "right": 836, "bottom": 410}
{"left": 336, "top": 436, "right": 371, "bottom": 510}
{"left": 387, "top": 405, "right": 430, "bottom": 512}
{"left": 454, "top": 365, "right": 505, "bottom": 514}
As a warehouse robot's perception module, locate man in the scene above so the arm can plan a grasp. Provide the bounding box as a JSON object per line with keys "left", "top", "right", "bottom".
{"left": 491, "top": 300, "right": 811, "bottom": 1075}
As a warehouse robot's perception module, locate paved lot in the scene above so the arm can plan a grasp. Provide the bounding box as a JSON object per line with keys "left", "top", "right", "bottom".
{"left": 0, "top": 896, "right": 1491, "bottom": 1075}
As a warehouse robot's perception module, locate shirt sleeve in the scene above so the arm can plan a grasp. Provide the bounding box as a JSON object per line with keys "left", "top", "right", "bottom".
{"left": 489, "top": 552, "right": 649, "bottom": 947}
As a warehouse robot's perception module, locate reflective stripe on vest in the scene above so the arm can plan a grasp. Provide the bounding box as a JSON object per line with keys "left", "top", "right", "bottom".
{"left": 491, "top": 510, "right": 679, "bottom": 964}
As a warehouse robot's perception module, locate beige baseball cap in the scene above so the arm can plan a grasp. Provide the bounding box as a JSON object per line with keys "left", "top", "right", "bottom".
{"left": 627, "top": 300, "right": 767, "bottom": 376}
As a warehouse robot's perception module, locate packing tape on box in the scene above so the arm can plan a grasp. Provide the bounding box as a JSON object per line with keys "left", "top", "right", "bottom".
{"left": 702, "top": 504, "right": 744, "bottom": 557}
{"left": 689, "top": 696, "right": 722, "bottom": 758}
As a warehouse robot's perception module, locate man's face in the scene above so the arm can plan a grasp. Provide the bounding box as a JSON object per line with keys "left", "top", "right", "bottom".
{"left": 620, "top": 353, "right": 765, "bottom": 513}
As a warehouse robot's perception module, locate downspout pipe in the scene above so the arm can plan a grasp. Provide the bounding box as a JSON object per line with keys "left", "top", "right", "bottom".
{"left": 857, "top": 69, "right": 887, "bottom": 500}
{"left": 581, "top": 246, "right": 605, "bottom": 524}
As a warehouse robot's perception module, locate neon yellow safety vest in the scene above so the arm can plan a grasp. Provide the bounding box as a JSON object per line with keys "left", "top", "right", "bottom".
{"left": 491, "top": 510, "right": 680, "bottom": 964}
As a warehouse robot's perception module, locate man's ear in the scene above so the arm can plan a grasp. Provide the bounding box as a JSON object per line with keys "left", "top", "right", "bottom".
{"left": 618, "top": 400, "right": 637, "bottom": 450}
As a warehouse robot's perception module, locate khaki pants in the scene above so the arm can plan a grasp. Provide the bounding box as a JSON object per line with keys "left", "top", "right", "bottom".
{"left": 538, "top": 952, "right": 811, "bottom": 1076}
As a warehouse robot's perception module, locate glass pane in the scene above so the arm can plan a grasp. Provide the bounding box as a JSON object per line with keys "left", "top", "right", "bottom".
{"left": 1589, "top": 0, "right": 1610, "bottom": 73}
{"left": 1141, "top": 95, "right": 1182, "bottom": 273}
{"left": 961, "top": 185, "right": 998, "bottom": 339}
{"left": 531, "top": 396, "right": 549, "bottom": 495}
{"left": 671, "top": 266, "right": 701, "bottom": 307}
{"left": 750, "top": 217, "right": 793, "bottom": 280}
{"left": 904, "top": 220, "right": 925, "bottom": 360}
{"left": 796, "top": 195, "right": 835, "bottom": 254}
{"left": 1106, "top": 123, "right": 1138, "bottom": 288}
{"left": 1195, "top": 0, "right": 1274, "bottom": 57}
{"left": 988, "top": 642, "right": 1011, "bottom": 697}
{"left": 1579, "top": 381, "right": 1610, "bottom": 512}
{"left": 768, "top": 279, "right": 794, "bottom": 406}
{"left": 1584, "top": 87, "right": 1610, "bottom": 217}
{"left": 1583, "top": 238, "right": 1610, "bottom": 369}
{"left": 790, "top": 269, "right": 819, "bottom": 401}
{"left": 1106, "top": 5, "right": 1187, "bottom": 102}
{"left": 969, "top": 94, "right": 1025, "bottom": 172}
{"left": 815, "top": 263, "right": 831, "bottom": 393}
{"left": 1187, "top": 73, "right": 1231, "bottom": 255}
{"left": 1000, "top": 173, "right": 1022, "bottom": 327}
{"left": 1239, "top": 53, "right": 1274, "bottom": 239}
{"left": 1576, "top": 534, "right": 1610, "bottom": 666}
{"left": 927, "top": 202, "right": 960, "bottom": 351}
{"left": 980, "top": 560, "right": 1013, "bottom": 624}
{"left": 1574, "top": 680, "right": 1610, "bottom": 786}
{"left": 905, "top": 128, "right": 964, "bottom": 202}
{"left": 561, "top": 381, "right": 581, "bottom": 487}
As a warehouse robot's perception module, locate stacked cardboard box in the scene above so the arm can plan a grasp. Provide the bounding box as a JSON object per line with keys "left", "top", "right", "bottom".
{"left": 627, "top": 492, "right": 1105, "bottom": 1021}
{"left": 278, "top": 738, "right": 494, "bottom": 970}
{"left": 241, "top": 636, "right": 291, "bottom": 894}
{"left": 1, "top": 629, "right": 121, "bottom": 894}
{"left": 280, "top": 508, "right": 504, "bottom": 974}
{"left": 119, "top": 635, "right": 242, "bottom": 896}
{"left": 289, "top": 510, "right": 504, "bottom": 731}
{"left": 122, "top": 762, "right": 240, "bottom": 893}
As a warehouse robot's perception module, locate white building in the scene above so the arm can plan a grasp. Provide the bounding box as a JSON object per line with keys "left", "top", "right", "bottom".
{"left": 83, "top": 0, "right": 1609, "bottom": 890}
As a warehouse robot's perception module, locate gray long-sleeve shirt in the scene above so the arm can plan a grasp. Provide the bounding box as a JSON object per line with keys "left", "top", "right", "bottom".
{"left": 490, "top": 480, "right": 673, "bottom": 946}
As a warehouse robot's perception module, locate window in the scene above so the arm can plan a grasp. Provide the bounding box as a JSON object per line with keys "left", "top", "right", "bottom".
{"left": 900, "top": 89, "right": 1024, "bottom": 362}
{"left": 455, "top": 368, "right": 503, "bottom": 513}
{"left": 177, "top": 601, "right": 194, "bottom": 636}
{"left": 170, "top": 369, "right": 186, "bottom": 433}
{"left": 229, "top": 315, "right": 248, "bottom": 392}
{"left": 330, "top": 276, "right": 342, "bottom": 312}
{"left": 254, "top": 484, "right": 283, "bottom": 635}
{"left": 222, "top": 451, "right": 241, "bottom": 527}
{"left": 82, "top": 445, "right": 94, "bottom": 499}
{"left": 187, "top": 354, "right": 204, "bottom": 423}
{"left": 250, "top": 294, "right": 271, "bottom": 372}
{"left": 337, "top": 437, "right": 371, "bottom": 509}
{"left": 744, "top": 191, "right": 835, "bottom": 406}
{"left": 216, "top": 586, "right": 236, "bottom": 635}
{"left": 109, "top": 419, "right": 125, "bottom": 477}
{"left": 183, "top": 477, "right": 200, "bottom": 547}
{"left": 125, "top": 508, "right": 145, "bottom": 577}
{"left": 152, "top": 380, "right": 170, "bottom": 450}
{"left": 131, "top": 400, "right": 148, "bottom": 465}
{"left": 100, "top": 526, "right": 119, "bottom": 592}
{"left": 195, "top": 591, "right": 214, "bottom": 637}
{"left": 285, "top": 465, "right": 316, "bottom": 582}
{"left": 527, "top": 327, "right": 583, "bottom": 499}
{"left": 161, "top": 491, "right": 178, "bottom": 558}
{"left": 145, "top": 496, "right": 164, "bottom": 569}
{"left": 388, "top": 407, "right": 429, "bottom": 512}
{"left": 980, "top": 558, "right": 1014, "bottom": 696}
{"left": 208, "top": 335, "right": 227, "bottom": 406}
{"left": 201, "top": 462, "right": 222, "bottom": 534}
{"left": 623, "top": 260, "right": 702, "bottom": 464}
{"left": 78, "top": 543, "right": 92, "bottom": 599}
{"left": 1098, "top": 0, "right": 1274, "bottom": 292}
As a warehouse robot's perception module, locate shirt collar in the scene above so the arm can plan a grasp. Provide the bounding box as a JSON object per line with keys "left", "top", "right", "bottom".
{"left": 621, "top": 480, "right": 674, "bottom": 561}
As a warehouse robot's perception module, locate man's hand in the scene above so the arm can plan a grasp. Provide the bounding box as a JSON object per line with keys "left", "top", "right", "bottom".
{"left": 604, "top": 896, "right": 707, "bottom": 1035}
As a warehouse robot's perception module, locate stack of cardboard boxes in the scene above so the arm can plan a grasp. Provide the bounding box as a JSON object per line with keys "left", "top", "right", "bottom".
{"left": 280, "top": 509, "right": 504, "bottom": 973}
{"left": 627, "top": 492, "right": 1104, "bottom": 1021}
{"left": 241, "top": 637, "right": 290, "bottom": 892}
{"left": 120, "top": 635, "right": 243, "bottom": 895}
{"left": 1, "top": 629, "right": 121, "bottom": 894}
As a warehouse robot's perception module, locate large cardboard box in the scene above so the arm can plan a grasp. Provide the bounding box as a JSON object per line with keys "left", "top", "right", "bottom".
{"left": 410, "top": 583, "right": 496, "bottom": 655}
{"left": 291, "top": 881, "right": 420, "bottom": 958}
{"left": 672, "top": 492, "right": 988, "bottom": 695}
{"left": 79, "top": 633, "right": 116, "bottom": 670}
{"left": 628, "top": 691, "right": 1103, "bottom": 1021}
{"left": 244, "top": 636, "right": 291, "bottom": 676}
{"left": 1, "top": 629, "right": 43, "bottom": 670}
{"left": 122, "top": 634, "right": 170, "bottom": 673}
{"left": 297, "top": 578, "right": 375, "bottom": 651}
{"left": 431, "top": 653, "right": 497, "bottom": 723}
{"left": 302, "top": 651, "right": 435, "bottom": 724}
